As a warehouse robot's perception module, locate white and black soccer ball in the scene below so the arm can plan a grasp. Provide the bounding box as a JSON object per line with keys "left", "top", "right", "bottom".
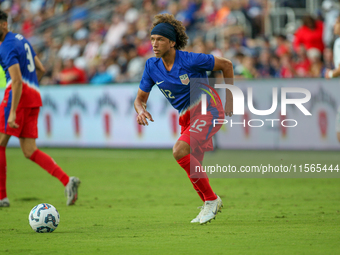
{"left": 28, "top": 203, "right": 60, "bottom": 233}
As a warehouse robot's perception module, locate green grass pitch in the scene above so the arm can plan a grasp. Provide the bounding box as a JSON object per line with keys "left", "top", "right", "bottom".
{"left": 0, "top": 148, "right": 339, "bottom": 254}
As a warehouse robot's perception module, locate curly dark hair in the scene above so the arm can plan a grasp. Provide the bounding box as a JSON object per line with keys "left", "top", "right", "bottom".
{"left": 0, "top": 10, "right": 8, "bottom": 22}
{"left": 150, "top": 14, "right": 188, "bottom": 50}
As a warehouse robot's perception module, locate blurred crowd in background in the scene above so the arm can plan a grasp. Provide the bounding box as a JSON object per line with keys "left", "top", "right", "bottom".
{"left": 0, "top": 0, "right": 339, "bottom": 85}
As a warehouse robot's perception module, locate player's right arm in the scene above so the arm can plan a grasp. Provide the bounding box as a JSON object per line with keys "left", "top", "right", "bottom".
{"left": 7, "top": 63, "right": 23, "bottom": 128}
{"left": 213, "top": 56, "right": 234, "bottom": 117}
{"left": 134, "top": 89, "right": 154, "bottom": 126}
{"left": 34, "top": 56, "right": 45, "bottom": 81}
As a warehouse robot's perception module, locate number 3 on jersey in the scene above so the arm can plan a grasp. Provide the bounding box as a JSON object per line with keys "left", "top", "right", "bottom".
{"left": 24, "top": 43, "right": 35, "bottom": 72}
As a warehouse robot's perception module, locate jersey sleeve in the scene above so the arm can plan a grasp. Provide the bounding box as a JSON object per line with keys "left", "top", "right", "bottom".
{"left": 189, "top": 52, "right": 215, "bottom": 72}
{"left": 139, "top": 59, "right": 155, "bottom": 93}
{"left": 2, "top": 43, "right": 19, "bottom": 68}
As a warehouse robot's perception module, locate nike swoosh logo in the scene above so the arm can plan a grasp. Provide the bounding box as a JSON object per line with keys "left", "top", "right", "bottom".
{"left": 156, "top": 81, "right": 164, "bottom": 85}
{"left": 213, "top": 207, "right": 217, "bottom": 215}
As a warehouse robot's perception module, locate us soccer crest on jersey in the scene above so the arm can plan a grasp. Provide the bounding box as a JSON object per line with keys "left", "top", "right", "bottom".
{"left": 179, "top": 74, "right": 190, "bottom": 85}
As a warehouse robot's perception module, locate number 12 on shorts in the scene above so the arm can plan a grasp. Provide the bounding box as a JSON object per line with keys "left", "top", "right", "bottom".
{"left": 189, "top": 119, "right": 206, "bottom": 133}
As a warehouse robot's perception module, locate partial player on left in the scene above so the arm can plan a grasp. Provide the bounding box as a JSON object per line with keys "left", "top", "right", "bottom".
{"left": 0, "top": 10, "right": 80, "bottom": 207}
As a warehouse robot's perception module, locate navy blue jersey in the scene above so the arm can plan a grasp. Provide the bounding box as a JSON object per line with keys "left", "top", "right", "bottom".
{"left": 139, "top": 50, "right": 215, "bottom": 114}
{"left": 0, "top": 32, "right": 42, "bottom": 108}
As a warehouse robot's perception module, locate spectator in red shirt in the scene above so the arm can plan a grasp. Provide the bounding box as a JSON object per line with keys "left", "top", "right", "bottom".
{"left": 294, "top": 15, "right": 324, "bottom": 53}
{"left": 293, "top": 46, "right": 311, "bottom": 77}
{"left": 280, "top": 54, "right": 295, "bottom": 78}
{"left": 275, "top": 34, "right": 290, "bottom": 58}
{"left": 58, "top": 59, "right": 88, "bottom": 85}
{"left": 21, "top": 12, "right": 34, "bottom": 39}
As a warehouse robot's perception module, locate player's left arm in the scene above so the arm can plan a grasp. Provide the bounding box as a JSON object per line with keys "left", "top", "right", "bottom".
{"left": 34, "top": 56, "right": 46, "bottom": 82}
{"left": 7, "top": 64, "right": 23, "bottom": 128}
{"left": 325, "top": 64, "right": 340, "bottom": 79}
{"left": 212, "top": 56, "right": 234, "bottom": 117}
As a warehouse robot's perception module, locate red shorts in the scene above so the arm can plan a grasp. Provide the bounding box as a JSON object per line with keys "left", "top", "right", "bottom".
{"left": 178, "top": 94, "right": 224, "bottom": 162}
{"left": 0, "top": 104, "right": 39, "bottom": 138}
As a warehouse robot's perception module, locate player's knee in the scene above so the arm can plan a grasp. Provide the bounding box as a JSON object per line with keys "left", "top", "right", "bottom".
{"left": 22, "top": 148, "right": 35, "bottom": 159}
{"left": 172, "top": 147, "right": 185, "bottom": 160}
{"left": 0, "top": 139, "right": 7, "bottom": 147}
{"left": 23, "top": 151, "right": 32, "bottom": 159}
{"left": 173, "top": 143, "right": 190, "bottom": 161}
{"left": 0, "top": 134, "right": 10, "bottom": 147}
{"left": 337, "top": 132, "right": 340, "bottom": 143}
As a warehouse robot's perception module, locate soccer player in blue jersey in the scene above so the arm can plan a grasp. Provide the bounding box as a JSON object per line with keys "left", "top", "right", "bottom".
{"left": 134, "top": 14, "right": 234, "bottom": 224}
{"left": 0, "top": 10, "right": 80, "bottom": 207}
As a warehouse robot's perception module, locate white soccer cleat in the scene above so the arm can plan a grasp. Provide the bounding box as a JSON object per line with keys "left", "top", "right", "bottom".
{"left": 65, "top": 177, "right": 80, "bottom": 206}
{"left": 199, "top": 195, "right": 223, "bottom": 224}
{"left": 190, "top": 205, "right": 204, "bottom": 223}
{"left": 0, "top": 197, "right": 10, "bottom": 207}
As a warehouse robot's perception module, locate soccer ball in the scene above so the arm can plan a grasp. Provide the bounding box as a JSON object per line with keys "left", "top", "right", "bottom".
{"left": 28, "top": 203, "right": 60, "bottom": 233}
